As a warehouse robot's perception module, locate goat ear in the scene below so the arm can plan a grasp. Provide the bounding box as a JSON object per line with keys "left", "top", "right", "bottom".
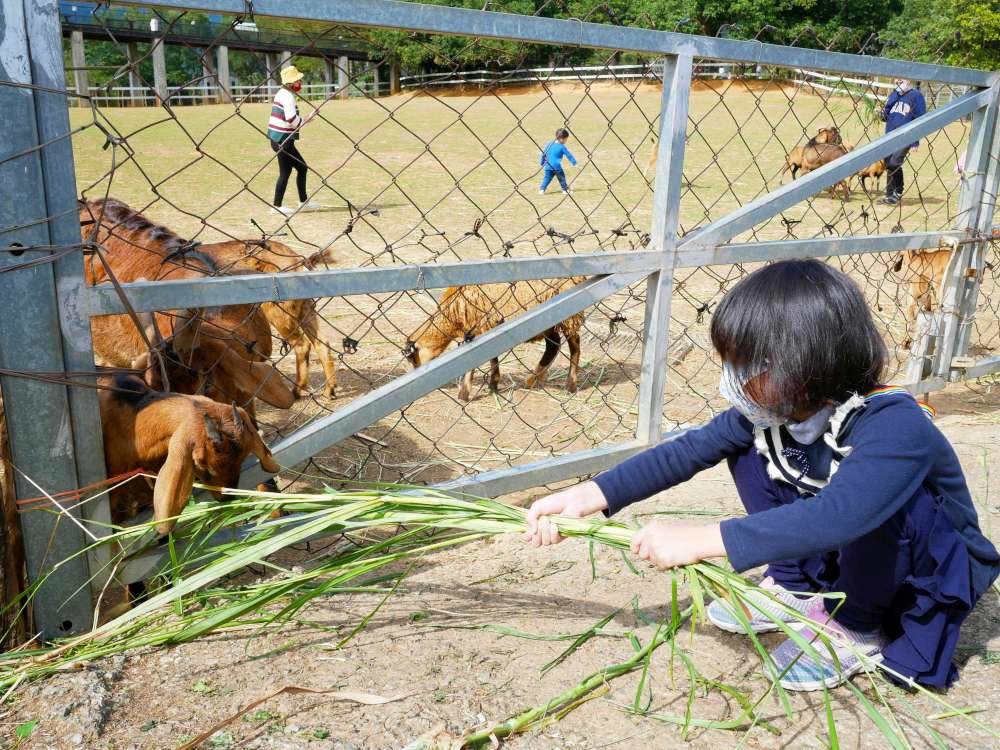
{"left": 203, "top": 412, "right": 223, "bottom": 444}
{"left": 238, "top": 406, "right": 281, "bottom": 473}
{"left": 152, "top": 428, "right": 195, "bottom": 536}
{"left": 215, "top": 349, "right": 295, "bottom": 409}
{"left": 133, "top": 348, "right": 165, "bottom": 390}
{"left": 231, "top": 402, "right": 244, "bottom": 435}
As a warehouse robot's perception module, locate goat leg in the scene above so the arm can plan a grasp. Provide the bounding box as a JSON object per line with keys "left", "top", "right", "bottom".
{"left": 565, "top": 332, "right": 580, "bottom": 393}
{"left": 488, "top": 357, "right": 501, "bottom": 393}
{"left": 457, "top": 370, "right": 474, "bottom": 402}
{"left": 527, "top": 332, "right": 561, "bottom": 389}
{"left": 291, "top": 335, "right": 312, "bottom": 400}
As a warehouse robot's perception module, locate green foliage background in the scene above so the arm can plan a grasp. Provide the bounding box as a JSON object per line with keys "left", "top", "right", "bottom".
{"left": 64, "top": 0, "right": 997, "bottom": 90}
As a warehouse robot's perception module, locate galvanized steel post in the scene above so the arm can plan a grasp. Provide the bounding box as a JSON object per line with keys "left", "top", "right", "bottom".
{"left": 0, "top": 0, "right": 105, "bottom": 637}
{"left": 931, "top": 84, "right": 1000, "bottom": 379}
{"left": 952, "top": 84, "right": 1000, "bottom": 362}
{"left": 637, "top": 54, "right": 692, "bottom": 444}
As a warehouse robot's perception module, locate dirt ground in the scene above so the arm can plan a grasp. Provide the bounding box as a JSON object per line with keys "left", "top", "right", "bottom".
{"left": 6, "top": 381, "right": 1000, "bottom": 749}
{"left": 5, "top": 77, "right": 994, "bottom": 748}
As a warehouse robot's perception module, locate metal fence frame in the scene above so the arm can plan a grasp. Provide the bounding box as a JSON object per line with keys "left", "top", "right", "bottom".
{"left": 2, "top": 0, "right": 999, "bottom": 637}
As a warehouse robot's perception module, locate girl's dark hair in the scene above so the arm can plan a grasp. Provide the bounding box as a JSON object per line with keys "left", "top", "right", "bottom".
{"left": 556, "top": 128, "right": 570, "bottom": 139}
{"left": 710, "top": 259, "right": 886, "bottom": 411}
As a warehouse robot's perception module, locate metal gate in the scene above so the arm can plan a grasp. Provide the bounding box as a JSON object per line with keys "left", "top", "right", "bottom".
{"left": 1, "top": 0, "right": 998, "bottom": 637}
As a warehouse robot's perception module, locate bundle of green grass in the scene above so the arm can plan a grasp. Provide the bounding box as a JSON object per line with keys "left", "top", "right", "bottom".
{"left": 1, "top": 487, "right": 994, "bottom": 747}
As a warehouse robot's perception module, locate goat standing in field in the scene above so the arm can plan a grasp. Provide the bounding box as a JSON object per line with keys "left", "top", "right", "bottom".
{"left": 837, "top": 140, "right": 886, "bottom": 194}
{"left": 779, "top": 127, "right": 843, "bottom": 180}
{"left": 794, "top": 143, "right": 852, "bottom": 201}
{"left": 101, "top": 374, "right": 280, "bottom": 535}
{"left": 404, "top": 278, "right": 585, "bottom": 402}
{"left": 79, "top": 199, "right": 294, "bottom": 414}
{"left": 856, "top": 159, "right": 886, "bottom": 194}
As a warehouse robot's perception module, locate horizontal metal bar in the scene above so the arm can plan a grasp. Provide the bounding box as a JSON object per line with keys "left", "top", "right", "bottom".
{"left": 84, "top": 252, "right": 663, "bottom": 315}
{"left": 437, "top": 439, "right": 645, "bottom": 499}
{"left": 954, "top": 355, "right": 1000, "bottom": 380}
{"left": 901, "top": 376, "right": 948, "bottom": 396}
{"left": 242, "top": 271, "right": 646, "bottom": 485}
{"left": 125, "top": 0, "right": 994, "bottom": 87}
{"left": 677, "top": 89, "right": 993, "bottom": 253}
{"left": 676, "top": 231, "right": 964, "bottom": 267}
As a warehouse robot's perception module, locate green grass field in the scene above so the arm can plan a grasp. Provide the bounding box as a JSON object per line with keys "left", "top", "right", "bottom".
{"left": 69, "top": 81, "right": 977, "bottom": 485}
{"left": 71, "top": 80, "right": 970, "bottom": 266}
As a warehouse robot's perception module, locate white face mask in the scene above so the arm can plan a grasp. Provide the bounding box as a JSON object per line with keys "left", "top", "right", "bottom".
{"left": 785, "top": 404, "right": 835, "bottom": 445}
{"left": 895, "top": 79, "right": 911, "bottom": 94}
{"left": 719, "top": 361, "right": 788, "bottom": 429}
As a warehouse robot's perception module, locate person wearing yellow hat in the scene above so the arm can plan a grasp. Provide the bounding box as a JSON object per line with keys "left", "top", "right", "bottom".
{"left": 267, "top": 65, "right": 320, "bottom": 215}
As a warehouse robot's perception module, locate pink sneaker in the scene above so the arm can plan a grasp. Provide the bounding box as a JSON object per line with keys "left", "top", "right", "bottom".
{"left": 706, "top": 576, "right": 819, "bottom": 634}
{"left": 768, "top": 598, "right": 885, "bottom": 691}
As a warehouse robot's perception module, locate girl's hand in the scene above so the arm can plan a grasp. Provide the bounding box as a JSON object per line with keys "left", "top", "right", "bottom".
{"left": 631, "top": 522, "right": 726, "bottom": 570}
{"left": 522, "top": 481, "right": 608, "bottom": 547}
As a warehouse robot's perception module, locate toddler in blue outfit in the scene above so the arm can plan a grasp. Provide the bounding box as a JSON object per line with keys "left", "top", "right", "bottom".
{"left": 524, "top": 260, "right": 999, "bottom": 693}
{"left": 539, "top": 128, "right": 577, "bottom": 195}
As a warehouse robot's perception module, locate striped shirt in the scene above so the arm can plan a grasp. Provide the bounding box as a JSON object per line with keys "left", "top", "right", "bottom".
{"left": 267, "top": 87, "right": 302, "bottom": 143}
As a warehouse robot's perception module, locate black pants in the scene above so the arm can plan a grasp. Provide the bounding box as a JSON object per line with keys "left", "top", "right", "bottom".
{"left": 885, "top": 145, "right": 911, "bottom": 198}
{"left": 271, "top": 138, "right": 308, "bottom": 207}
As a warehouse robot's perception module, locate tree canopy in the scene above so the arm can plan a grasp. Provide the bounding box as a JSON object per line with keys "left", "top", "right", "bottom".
{"left": 64, "top": 0, "right": 998, "bottom": 91}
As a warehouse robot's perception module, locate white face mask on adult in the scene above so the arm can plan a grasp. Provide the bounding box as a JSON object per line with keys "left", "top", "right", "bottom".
{"left": 894, "top": 79, "right": 912, "bottom": 94}
{"left": 718, "top": 361, "right": 789, "bottom": 429}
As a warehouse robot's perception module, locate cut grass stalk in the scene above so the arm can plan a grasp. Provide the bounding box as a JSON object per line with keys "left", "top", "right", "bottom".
{"left": 460, "top": 614, "right": 693, "bottom": 748}
{"left": 4, "top": 485, "right": 997, "bottom": 750}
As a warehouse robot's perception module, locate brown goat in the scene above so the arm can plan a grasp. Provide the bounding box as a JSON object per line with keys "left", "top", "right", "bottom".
{"left": 780, "top": 127, "right": 843, "bottom": 180}
{"left": 895, "top": 242, "right": 955, "bottom": 349}
{"left": 196, "top": 240, "right": 338, "bottom": 398}
{"left": 101, "top": 375, "right": 280, "bottom": 535}
{"left": 795, "top": 142, "right": 852, "bottom": 201}
{"left": 79, "top": 199, "right": 293, "bottom": 413}
{"left": 404, "top": 278, "right": 585, "bottom": 402}
{"left": 856, "top": 159, "right": 886, "bottom": 194}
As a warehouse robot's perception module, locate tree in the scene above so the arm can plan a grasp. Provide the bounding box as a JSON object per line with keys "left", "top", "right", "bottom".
{"left": 881, "top": 0, "right": 998, "bottom": 70}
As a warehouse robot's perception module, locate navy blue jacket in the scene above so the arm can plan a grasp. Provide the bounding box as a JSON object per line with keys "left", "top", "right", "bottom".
{"left": 883, "top": 88, "right": 926, "bottom": 149}
{"left": 594, "top": 391, "right": 999, "bottom": 595}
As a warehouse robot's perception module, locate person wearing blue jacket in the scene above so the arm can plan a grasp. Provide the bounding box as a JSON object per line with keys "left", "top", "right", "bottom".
{"left": 879, "top": 78, "right": 926, "bottom": 206}
{"left": 523, "top": 260, "right": 999, "bottom": 693}
{"left": 538, "top": 128, "right": 577, "bottom": 195}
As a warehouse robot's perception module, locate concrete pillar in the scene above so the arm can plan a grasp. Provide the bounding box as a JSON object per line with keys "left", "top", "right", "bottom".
{"left": 264, "top": 52, "right": 279, "bottom": 92}
{"left": 202, "top": 56, "right": 215, "bottom": 103}
{"left": 337, "top": 55, "right": 349, "bottom": 100}
{"left": 390, "top": 61, "right": 401, "bottom": 95}
{"left": 215, "top": 44, "right": 231, "bottom": 103}
{"left": 125, "top": 42, "right": 142, "bottom": 105}
{"left": 70, "top": 30, "right": 88, "bottom": 106}
{"left": 280, "top": 50, "right": 293, "bottom": 68}
{"left": 372, "top": 63, "right": 380, "bottom": 97}
{"left": 322, "top": 58, "right": 335, "bottom": 98}
{"left": 151, "top": 36, "right": 168, "bottom": 105}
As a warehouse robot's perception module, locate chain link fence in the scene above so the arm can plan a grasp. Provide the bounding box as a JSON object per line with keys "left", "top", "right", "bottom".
{"left": 1, "top": 0, "right": 998, "bottom": 634}
{"left": 71, "top": 5, "right": 989, "bottom": 483}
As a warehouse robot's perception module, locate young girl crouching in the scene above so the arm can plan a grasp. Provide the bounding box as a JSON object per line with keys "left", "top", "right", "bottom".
{"left": 524, "top": 259, "right": 1000, "bottom": 691}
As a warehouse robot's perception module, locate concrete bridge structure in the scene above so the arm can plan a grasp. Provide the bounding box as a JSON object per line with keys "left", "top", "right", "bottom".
{"left": 59, "top": 1, "right": 395, "bottom": 105}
